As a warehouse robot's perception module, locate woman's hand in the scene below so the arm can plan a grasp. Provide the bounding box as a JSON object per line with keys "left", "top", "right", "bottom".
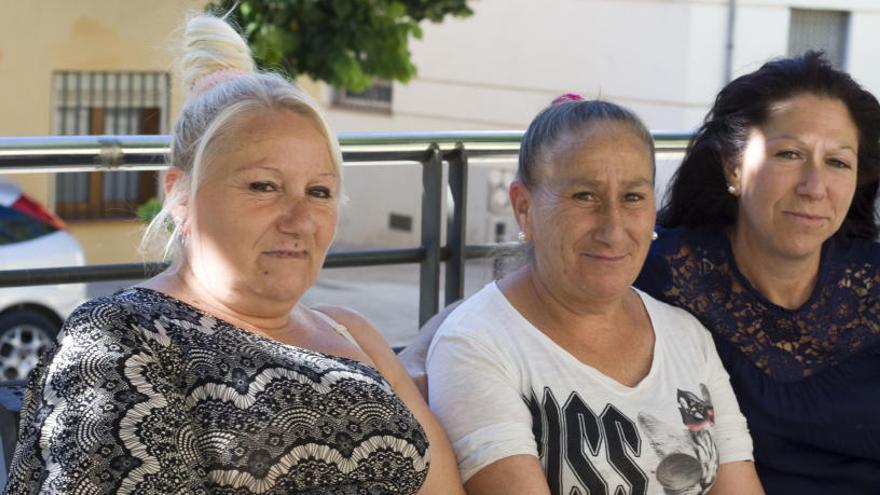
{"left": 316, "top": 306, "right": 466, "bottom": 495}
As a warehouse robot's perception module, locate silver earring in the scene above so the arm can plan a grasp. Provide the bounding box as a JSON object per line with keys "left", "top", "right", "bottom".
{"left": 727, "top": 185, "right": 737, "bottom": 195}
{"left": 651, "top": 231, "right": 658, "bottom": 241}
{"left": 517, "top": 231, "right": 527, "bottom": 242}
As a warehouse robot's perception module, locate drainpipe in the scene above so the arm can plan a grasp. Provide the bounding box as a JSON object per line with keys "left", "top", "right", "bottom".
{"left": 724, "top": 0, "right": 737, "bottom": 83}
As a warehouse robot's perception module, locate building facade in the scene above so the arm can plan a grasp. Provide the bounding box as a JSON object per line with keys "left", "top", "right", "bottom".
{"left": 318, "top": 0, "right": 880, "bottom": 248}
{"left": 324, "top": 0, "right": 880, "bottom": 132}
{"left": 0, "top": 0, "right": 207, "bottom": 263}
{"left": 1, "top": 0, "right": 878, "bottom": 258}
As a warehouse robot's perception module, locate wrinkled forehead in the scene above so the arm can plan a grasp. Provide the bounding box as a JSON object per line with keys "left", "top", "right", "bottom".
{"left": 208, "top": 109, "right": 339, "bottom": 174}
{"left": 757, "top": 94, "right": 860, "bottom": 150}
{"left": 536, "top": 120, "right": 655, "bottom": 182}
{"left": 214, "top": 108, "right": 330, "bottom": 149}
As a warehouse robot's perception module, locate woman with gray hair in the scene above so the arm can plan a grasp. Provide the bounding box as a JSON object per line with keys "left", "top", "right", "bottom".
{"left": 425, "top": 96, "right": 764, "bottom": 494}
{"left": 5, "top": 14, "right": 463, "bottom": 495}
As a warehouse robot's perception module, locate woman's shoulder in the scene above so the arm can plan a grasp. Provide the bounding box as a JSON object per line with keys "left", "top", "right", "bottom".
{"left": 436, "top": 283, "right": 512, "bottom": 338}
{"left": 65, "top": 289, "right": 143, "bottom": 330}
{"left": 830, "top": 234, "right": 880, "bottom": 269}
{"left": 823, "top": 235, "right": 880, "bottom": 299}
{"left": 424, "top": 283, "right": 523, "bottom": 364}
{"left": 650, "top": 225, "right": 727, "bottom": 257}
{"left": 309, "top": 305, "right": 406, "bottom": 381}
{"left": 63, "top": 287, "right": 181, "bottom": 345}
{"left": 308, "top": 304, "right": 383, "bottom": 352}
{"left": 637, "top": 226, "right": 727, "bottom": 300}
{"left": 24, "top": 290, "right": 169, "bottom": 409}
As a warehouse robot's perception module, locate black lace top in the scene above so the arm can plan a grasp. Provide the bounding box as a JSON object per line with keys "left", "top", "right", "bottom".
{"left": 5, "top": 288, "right": 429, "bottom": 494}
{"left": 636, "top": 226, "right": 880, "bottom": 494}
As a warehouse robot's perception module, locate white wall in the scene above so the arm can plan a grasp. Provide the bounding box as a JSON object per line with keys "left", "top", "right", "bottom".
{"left": 324, "top": 0, "right": 880, "bottom": 133}
{"left": 731, "top": 1, "right": 880, "bottom": 92}
{"left": 323, "top": 0, "right": 880, "bottom": 249}
{"left": 847, "top": 11, "right": 880, "bottom": 91}
{"left": 325, "top": 0, "right": 726, "bottom": 133}
{"left": 335, "top": 163, "right": 427, "bottom": 249}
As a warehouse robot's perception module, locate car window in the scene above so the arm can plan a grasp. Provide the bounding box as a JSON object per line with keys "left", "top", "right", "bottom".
{"left": 0, "top": 206, "right": 58, "bottom": 245}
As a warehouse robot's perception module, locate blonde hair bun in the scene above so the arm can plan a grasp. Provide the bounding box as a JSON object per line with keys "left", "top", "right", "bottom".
{"left": 181, "top": 15, "right": 256, "bottom": 92}
{"left": 143, "top": 13, "right": 343, "bottom": 261}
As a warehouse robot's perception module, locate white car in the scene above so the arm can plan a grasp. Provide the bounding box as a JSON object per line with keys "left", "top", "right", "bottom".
{"left": 0, "top": 182, "right": 86, "bottom": 382}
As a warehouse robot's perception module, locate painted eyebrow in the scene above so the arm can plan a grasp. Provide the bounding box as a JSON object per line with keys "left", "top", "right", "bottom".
{"left": 237, "top": 165, "right": 282, "bottom": 174}
{"left": 235, "top": 165, "right": 338, "bottom": 179}
{"left": 566, "top": 178, "right": 653, "bottom": 188}
{"left": 767, "top": 135, "right": 858, "bottom": 153}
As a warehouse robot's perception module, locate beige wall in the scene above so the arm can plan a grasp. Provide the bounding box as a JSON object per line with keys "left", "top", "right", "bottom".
{"left": 0, "top": 0, "right": 208, "bottom": 263}
{"left": 68, "top": 220, "right": 147, "bottom": 264}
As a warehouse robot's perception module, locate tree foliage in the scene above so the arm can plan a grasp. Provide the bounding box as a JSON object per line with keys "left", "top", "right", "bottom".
{"left": 208, "top": 0, "right": 473, "bottom": 91}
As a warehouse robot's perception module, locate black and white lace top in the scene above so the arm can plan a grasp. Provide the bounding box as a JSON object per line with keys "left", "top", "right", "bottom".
{"left": 5, "top": 288, "right": 430, "bottom": 494}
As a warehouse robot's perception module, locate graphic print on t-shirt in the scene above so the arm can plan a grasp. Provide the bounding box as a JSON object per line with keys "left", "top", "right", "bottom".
{"left": 526, "top": 384, "right": 718, "bottom": 495}
{"left": 638, "top": 384, "right": 718, "bottom": 494}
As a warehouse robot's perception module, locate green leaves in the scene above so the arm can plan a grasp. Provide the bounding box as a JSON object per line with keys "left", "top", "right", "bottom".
{"left": 208, "top": 0, "right": 472, "bottom": 91}
{"left": 136, "top": 197, "right": 162, "bottom": 225}
{"left": 251, "top": 23, "right": 300, "bottom": 67}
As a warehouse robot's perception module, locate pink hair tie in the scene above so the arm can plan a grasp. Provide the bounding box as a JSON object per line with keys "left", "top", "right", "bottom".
{"left": 189, "top": 68, "right": 247, "bottom": 97}
{"left": 552, "top": 93, "right": 585, "bottom": 104}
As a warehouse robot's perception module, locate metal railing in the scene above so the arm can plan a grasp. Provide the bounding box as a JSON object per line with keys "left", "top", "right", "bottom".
{"left": 0, "top": 132, "right": 691, "bottom": 325}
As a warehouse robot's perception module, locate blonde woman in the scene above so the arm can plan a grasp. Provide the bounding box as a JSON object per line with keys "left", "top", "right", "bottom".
{"left": 6, "top": 14, "right": 463, "bottom": 495}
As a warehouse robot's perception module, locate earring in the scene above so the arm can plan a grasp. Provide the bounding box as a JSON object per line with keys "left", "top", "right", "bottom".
{"left": 175, "top": 217, "right": 188, "bottom": 236}
{"left": 517, "top": 231, "right": 527, "bottom": 242}
{"left": 727, "top": 184, "right": 737, "bottom": 195}
{"left": 651, "top": 231, "right": 658, "bottom": 241}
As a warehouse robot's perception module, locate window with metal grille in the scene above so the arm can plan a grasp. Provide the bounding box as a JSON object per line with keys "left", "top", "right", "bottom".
{"left": 788, "top": 9, "right": 849, "bottom": 68}
{"left": 332, "top": 80, "right": 392, "bottom": 113}
{"left": 53, "top": 72, "right": 170, "bottom": 220}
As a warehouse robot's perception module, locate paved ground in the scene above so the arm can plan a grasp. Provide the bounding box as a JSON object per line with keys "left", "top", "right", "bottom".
{"left": 86, "top": 257, "right": 519, "bottom": 349}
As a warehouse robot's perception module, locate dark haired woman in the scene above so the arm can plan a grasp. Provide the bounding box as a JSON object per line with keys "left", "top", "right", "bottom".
{"left": 636, "top": 51, "right": 880, "bottom": 493}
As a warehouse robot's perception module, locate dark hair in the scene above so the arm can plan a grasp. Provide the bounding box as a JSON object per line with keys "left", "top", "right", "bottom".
{"left": 658, "top": 51, "right": 880, "bottom": 240}
{"left": 518, "top": 98, "right": 655, "bottom": 188}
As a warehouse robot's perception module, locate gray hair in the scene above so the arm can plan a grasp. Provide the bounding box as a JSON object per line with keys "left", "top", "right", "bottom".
{"left": 494, "top": 98, "right": 655, "bottom": 278}
{"left": 517, "top": 99, "right": 655, "bottom": 188}
{"left": 141, "top": 14, "right": 343, "bottom": 260}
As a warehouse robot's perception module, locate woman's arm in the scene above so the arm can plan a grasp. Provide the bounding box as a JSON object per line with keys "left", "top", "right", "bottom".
{"left": 699, "top": 320, "right": 764, "bottom": 495}
{"left": 6, "top": 302, "right": 196, "bottom": 494}
{"left": 464, "top": 455, "right": 551, "bottom": 495}
{"left": 426, "top": 314, "right": 550, "bottom": 493}
{"left": 711, "top": 461, "right": 764, "bottom": 495}
{"left": 318, "top": 306, "right": 465, "bottom": 495}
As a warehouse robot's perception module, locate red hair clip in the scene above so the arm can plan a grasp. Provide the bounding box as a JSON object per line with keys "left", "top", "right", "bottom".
{"left": 552, "top": 93, "right": 585, "bottom": 104}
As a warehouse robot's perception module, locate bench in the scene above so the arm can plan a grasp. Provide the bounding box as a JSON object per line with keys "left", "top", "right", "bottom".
{"left": 0, "top": 380, "right": 26, "bottom": 488}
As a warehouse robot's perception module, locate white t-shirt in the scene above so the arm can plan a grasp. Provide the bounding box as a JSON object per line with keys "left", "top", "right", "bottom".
{"left": 426, "top": 282, "right": 753, "bottom": 495}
